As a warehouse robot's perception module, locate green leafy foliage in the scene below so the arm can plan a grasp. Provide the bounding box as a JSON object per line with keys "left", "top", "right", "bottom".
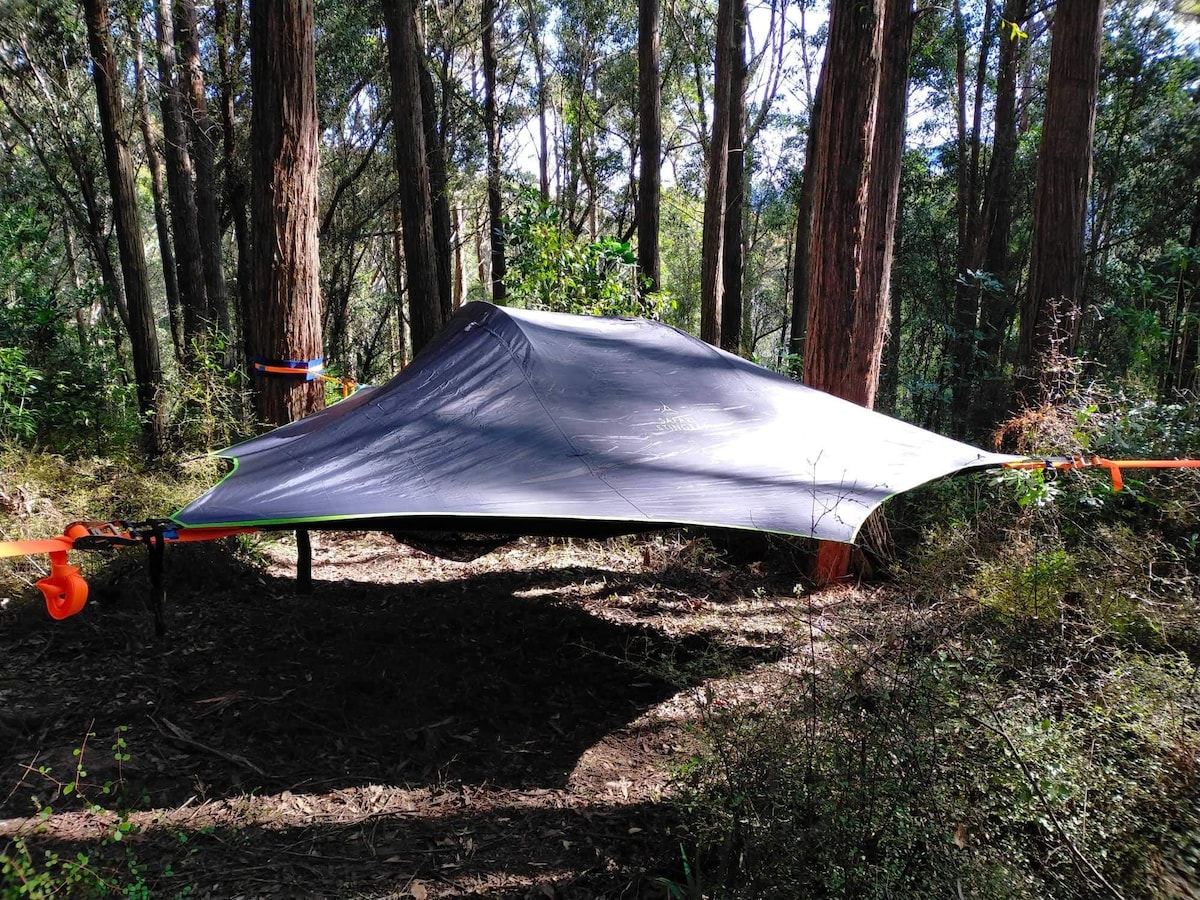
{"left": 1, "top": 727, "right": 191, "bottom": 898}
{"left": 503, "top": 189, "right": 668, "bottom": 318}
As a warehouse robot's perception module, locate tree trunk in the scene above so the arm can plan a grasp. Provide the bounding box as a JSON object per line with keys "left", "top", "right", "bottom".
{"left": 156, "top": 0, "right": 210, "bottom": 358}
{"left": 1017, "top": 0, "right": 1103, "bottom": 401}
{"left": 1164, "top": 191, "right": 1200, "bottom": 394}
{"left": 719, "top": 0, "right": 747, "bottom": 354}
{"left": 249, "top": 0, "right": 325, "bottom": 425}
{"left": 482, "top": 0, "right": 507, "bottom": 304}
{"left": 391, "top": 198, "right": 409, "bottom": 366}
{"left": 384, "top": 0, "right": 445, "bottom": 352}
{"left": 972, "top": 0, "right": 1028, "bottom": 431}
{"left": 802, "top": 0, "right": 885, "bottom": 408}
{"left": 787, "top": 60, "right": 825, "bottom": 360}
{"left": 132, "top": 16, "right": 184, "bottom": 365}
{"left": 419, "top": 63, "right": 454, "bottom": 321}
{"left": 854, "top": 0, "right": 913, "bottom": 397}
{"left": 82, "top": 0, "right": 166, "bottom": 449}
{"left": 801, "top": 0, "right": 892, "bottom": 584}
{"left": 215, "top": 0, "right": 252, "bottom": 370}
{"left": 176, "top": 0, "right": 230, "bottom": 347}
{"left": 636, "top": 0, "right": 662, "bottom": 298}
{"left": 699, "top": 0, "right": 736, "bottom": 345}
{"left": 452, "top": 205, "right": 465, "bottom": 311}
{"left": 948, "top": 0, "right": 995, "bottom": 435}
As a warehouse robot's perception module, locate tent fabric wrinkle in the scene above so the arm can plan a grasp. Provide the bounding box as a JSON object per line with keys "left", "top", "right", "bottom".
{"left": 172, "top": 302, "right": 1021, "bottom": 543}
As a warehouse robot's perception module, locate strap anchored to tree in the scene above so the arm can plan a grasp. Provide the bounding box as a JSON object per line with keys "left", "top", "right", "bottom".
{"left": 251, "top": 356, "right": 325, "bottom": 380}
{"left": 1003, "top": 456, "right": 1200, "bottom": 492}
{"left": 251, "top": 356, "right": 358, "bottom": 397}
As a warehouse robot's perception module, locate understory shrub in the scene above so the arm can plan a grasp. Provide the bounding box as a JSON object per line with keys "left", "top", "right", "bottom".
{"left": 671, "top": 387, "right": 1200, "bottom": 898}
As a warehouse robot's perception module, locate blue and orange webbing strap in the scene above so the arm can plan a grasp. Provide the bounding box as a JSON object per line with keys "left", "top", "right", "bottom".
{"left": 252, "top": 357, "right": 358, "bottom": 398}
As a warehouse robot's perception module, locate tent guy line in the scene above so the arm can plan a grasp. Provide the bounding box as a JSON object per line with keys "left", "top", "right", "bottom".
{"left": 2, "top": 303, "right": 1198, "bottom": 625}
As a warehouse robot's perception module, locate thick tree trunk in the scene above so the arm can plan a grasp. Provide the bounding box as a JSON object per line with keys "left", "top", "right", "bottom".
{"left": 699, "top": 0, "right": 736, "bottom": 345}
{"left": 481, "top": 0, "right": 507, "bottom": 304}
{"left": 83, "top": 0, "right": 166, "bottom": 450}
{"left": 176, "top": 0, "right": 230, "bottom": 346}
{"left": 249, "top": 0, "right": 325, "bottom": 425}
{"left": 636, "top": 0, "right": 662, "bottom": 297}
{"left": 156, "top": 0, "right": 210, "bottom": 358}
{"left": 853, "top": 0, "right": 913, "bottom": 396}
{"left": 802, "top": 0, "right": 885, "bottom": 408}
{"left": 1017, "top": 0, "right": 1103, "bottom": 401}
{"left": 384, "top": 0, "right": 445, "bottom": 352}
{"left": 719, "top": 0, "right": 747, "bottom": 354}
{"left": 801, "top": 0, "right": 891, "bottom": 584}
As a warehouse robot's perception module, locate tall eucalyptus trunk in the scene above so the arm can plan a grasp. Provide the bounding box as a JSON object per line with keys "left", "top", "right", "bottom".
{"left": 82, "top": 0, "right": 166, "bottom": 449}
{"left": 249, "top": 0, "right": 325, "bottom": 424}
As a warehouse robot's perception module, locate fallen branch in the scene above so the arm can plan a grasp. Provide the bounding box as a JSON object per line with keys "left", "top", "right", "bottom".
{"left": 150, "top": 716, "right": 266, "bottom": 776}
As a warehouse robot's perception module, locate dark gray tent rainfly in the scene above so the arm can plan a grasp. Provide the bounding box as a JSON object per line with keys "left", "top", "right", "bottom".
{"left": 172, "top": 303, "right": 1020, "bottom": 544}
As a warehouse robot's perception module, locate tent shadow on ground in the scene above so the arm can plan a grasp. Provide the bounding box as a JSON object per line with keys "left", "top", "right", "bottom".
{"left": 0, "top": 541, "right": 782, "bottom": 817}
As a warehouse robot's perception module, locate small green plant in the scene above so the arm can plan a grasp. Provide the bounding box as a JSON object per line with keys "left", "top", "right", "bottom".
{"left": 0, "top": 347, "right": 40, "bottom": 441}
{"left": 655, "top": 843, "right": 704, "bottom": 899}
{"left": 1, "top": 726, "right": 191, "bottom": 898}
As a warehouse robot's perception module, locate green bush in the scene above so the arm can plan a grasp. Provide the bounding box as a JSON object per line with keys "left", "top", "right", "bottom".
{"left": 670, "top": 388, "right": 1200, "bottom": 898}
{"left": 503, "top": 188, "right": 669, "bottom": 319}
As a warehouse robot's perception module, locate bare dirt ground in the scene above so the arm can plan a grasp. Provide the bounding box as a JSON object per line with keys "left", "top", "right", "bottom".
{"left": 0, "top": 530, "right": 827, "bottom": 898}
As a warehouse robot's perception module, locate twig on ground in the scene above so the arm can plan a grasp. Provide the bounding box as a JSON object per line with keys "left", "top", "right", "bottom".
{"left": 149, "top": 716, "right": 266, "bottom": 776}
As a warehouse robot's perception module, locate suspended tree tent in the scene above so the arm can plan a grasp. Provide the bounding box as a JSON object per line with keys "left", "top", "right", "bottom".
{"left": 172, "top": 302, "right": 1017, "bottom": 538}
{"left": 6, "top": 302, "right": 1190, "bottom": 623}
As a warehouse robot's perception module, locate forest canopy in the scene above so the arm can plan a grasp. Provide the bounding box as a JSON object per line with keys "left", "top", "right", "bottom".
{"left": 0, "top": 0, "right": 1194, "bottom": 452}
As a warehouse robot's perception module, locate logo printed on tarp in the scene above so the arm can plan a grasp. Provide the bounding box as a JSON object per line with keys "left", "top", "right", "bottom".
{"left": 656, "top": 405, "right": 700, "bottom": 432}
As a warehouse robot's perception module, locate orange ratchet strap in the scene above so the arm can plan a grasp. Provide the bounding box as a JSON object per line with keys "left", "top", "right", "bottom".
{"left": 0, "top": 521, "right": 257, "bottom": 620}
{"left": 252, "top": 356, "right": 357, "bottom": 398}
{"left": 1003, "top": 456, "right": 1200, "bottom": 492}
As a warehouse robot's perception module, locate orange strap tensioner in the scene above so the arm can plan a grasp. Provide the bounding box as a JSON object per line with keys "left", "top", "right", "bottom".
{"left": 0, "top": 521, "right": 257, "bottom": 620}
{"left": 252, "top": 357, "right": 357, "bottom": 398}
{"left": 1003, "top": 455, "right": 1200, "bottom": 492}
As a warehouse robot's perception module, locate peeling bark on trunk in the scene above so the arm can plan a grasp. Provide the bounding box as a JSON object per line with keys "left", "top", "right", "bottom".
{"left": 802, "top": 0, "right": 885, "bottom": 408}
{"left": 854, "top": 0, "right": 913, "bottom": 403}
{"left": 249, "top": 0, "right": 325, "bottom": 425}
{"left": 1018, "top": 0, "right": 1103, "bottom": 401}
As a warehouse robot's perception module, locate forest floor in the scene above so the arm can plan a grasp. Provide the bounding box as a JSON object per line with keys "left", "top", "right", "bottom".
{"left": 0, "top": 530, "right": 836, "bottom": 898}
